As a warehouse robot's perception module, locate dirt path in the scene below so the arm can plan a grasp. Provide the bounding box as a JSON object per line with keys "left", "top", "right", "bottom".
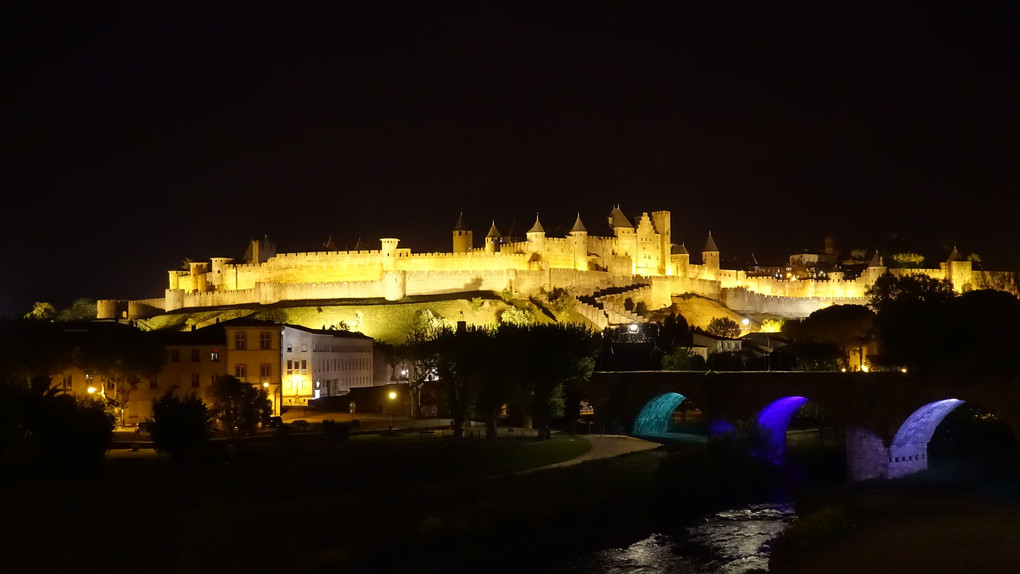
{"left": 533, "top": 434, "right": 661, "bottom": 471}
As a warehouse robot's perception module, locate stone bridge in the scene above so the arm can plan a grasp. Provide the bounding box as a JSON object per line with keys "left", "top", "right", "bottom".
{"left": 577, "top": 371, "right": 1020, "bottom": 481}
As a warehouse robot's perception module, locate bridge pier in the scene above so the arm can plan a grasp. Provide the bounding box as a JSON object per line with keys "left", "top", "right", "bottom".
{"left": 845, "top": 426, "right": 890, "bottom": 482}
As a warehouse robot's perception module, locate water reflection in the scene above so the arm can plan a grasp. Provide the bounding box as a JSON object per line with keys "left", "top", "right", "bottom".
{"left": 560, "top": 503, "right": 794, "bottom": 573}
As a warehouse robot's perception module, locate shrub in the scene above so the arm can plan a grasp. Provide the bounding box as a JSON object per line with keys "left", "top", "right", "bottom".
{"left": 322, "top": 419, "right": 352, "bottom": 441}
{"left": 141, "top": 392, "right": 213, "bottom": 464}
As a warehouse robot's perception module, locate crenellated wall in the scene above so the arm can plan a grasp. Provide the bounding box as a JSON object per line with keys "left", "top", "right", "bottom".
{"left": 106, "top": 208, "right": 1006, "bottom": 321}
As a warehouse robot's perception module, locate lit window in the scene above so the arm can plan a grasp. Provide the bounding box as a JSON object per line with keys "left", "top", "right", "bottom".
{"left": 210, "top": 349, "right": 220, "bottom": 362}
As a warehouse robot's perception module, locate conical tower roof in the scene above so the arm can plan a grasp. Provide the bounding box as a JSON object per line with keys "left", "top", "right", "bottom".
{"left": 570, "top": 213, "right": 587, "bottom": 233}
{"left": 868, "top": 249, "right": 884, "bottom": 268}
{"left": 323, "top": 235, "right": 339, "bottom": 251}
{"left": 486, "top": 221, "right": 502, "bottom": 239}
{"left": 608, "top": 205, "right": 633, "bottom": 229}
{"left": 946, "top": 244, "right": 961, "bottom": 262}
{"left": 454, "top": 211, "right": 468, "bottom": 231}
{"left": 528, "top": 213, "right": 545, "bottom": 234}
{"left": 672, "top": 242, "right": 689, "bottom": 255}
{"left": 703, "top": 231, "right": 719, "bottom": 252}
{"left": 354, "top": 237, "right": 367, "bottom": 251}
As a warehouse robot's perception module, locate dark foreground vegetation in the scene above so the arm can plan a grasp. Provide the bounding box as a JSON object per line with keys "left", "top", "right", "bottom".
{"left": 0, "top": 426, "right": 823, "bottom": 574}
{"left": 770, "top": 406, "right": 1020, "bottom": 574}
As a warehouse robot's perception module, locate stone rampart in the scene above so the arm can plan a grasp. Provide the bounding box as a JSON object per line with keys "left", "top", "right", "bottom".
{"left": 721, "top": 287, "right": 865, "bottom": 317}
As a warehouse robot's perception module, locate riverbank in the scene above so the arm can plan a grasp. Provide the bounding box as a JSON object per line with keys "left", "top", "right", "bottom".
{"left": 770, "top": 457, "right": 1020, "bottom": 574}
{"left": 0, "top": 432, "right": 792, "bottom": 573}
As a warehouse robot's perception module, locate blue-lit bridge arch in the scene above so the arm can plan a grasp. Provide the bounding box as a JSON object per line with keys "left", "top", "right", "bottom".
{"left": 578, "top": 370, "right": 1020, "bottom": 482}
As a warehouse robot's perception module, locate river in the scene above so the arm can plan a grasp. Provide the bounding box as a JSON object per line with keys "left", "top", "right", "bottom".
{"left": 549, "top": 502, "right": 795, "bottom": 573}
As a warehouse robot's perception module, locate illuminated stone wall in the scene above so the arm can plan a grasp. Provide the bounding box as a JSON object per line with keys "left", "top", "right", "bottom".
{"left": 103, "top": 207, "right": 1000, "bottom": 321}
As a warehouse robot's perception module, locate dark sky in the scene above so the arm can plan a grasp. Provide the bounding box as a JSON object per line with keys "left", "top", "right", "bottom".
{"left": 3, "top": 4, "right": 1018, "bottom": 317}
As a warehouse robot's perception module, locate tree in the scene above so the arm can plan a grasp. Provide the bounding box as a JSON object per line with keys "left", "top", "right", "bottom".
{"left": 500, "top": 305, "right": 536, "bottom": 326}
{"left": 866, "top": 273, "right": 956, "bottom": 370}
{"left": 209, "top": 375, "right": 271, "bottom": 436}
{"left": 792, "top": 305, "right": 875, "bottom": 369}
{"left": 72, "top": 323, "right": 165, "bottom": 423}
{"left": 866, "top": 272, "right": 954, "bottom": 314}
{"left": 889, "top": 252, "right": 925, "bottom": 269}
{"left": 507, "top": 324, "right": 599, "bottom": 439}
{"left": 141, "top": 392, "right": 213, "bottom": 464}
{"left": 56, "top": 298, "right": 97, "bottom": 321}
{"left": 23, "top": 302, "right": 57, "bottom": 321}
{"left": 707, "top": 317, "right": 741, "bottom": 339}
{"left": 661, "top": 346, "right": 706, "bottom": 370}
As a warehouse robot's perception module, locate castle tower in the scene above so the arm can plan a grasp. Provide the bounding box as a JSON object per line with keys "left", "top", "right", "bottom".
{"left": 484, "top": 221, "right": 502, "bottom": 254}
{"left": 608, "top": 205, "right": 637, "bottom": 271}
{"left": 651, "top": 211, "right": 671, "bottom": 275}
{"left": 452, "top": 211, "right": 473, "bottom": 253}
{"left": 380, "top": 238, "right": 400, "bottom": 270}
{"left": 569, "top": 213, "right": 588, "bottom": 271}
{"left": 672, "top": 243, "right": 690, "bottom": 277}
{"left": 526, "top": 213, "right": 546, "bottom": 261}
{"left": 702, "top": 231, "right": 720, "bottom": 277}
{"left": 944, "top": 245, "right": 973, "bottom": 292}
{"left": 861, "top": 248, "right": 887, "bottom": 285}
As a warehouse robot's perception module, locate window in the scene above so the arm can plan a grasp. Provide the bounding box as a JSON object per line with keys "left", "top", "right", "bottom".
{"left": 287, "top": 360, "right": 293, "bottom": 374}
{"left": 62, "top": 374, "right": 73, "bottom": 390}
{"left": 260, "top": 364, "right": 271, "bottom": 379}
{"left": 191, "top": 373, "right": 200, "bottom": 388}
{"left": 301, "top": 344, "right": 307, "bottom": 352}
{"left": 234, "top": 332, "right": 247, "bottom": 350}
{"left": 286, "top": 345, "right": 293, "bottom": 353}
{"left": 235, "top": 364, "right": 247, "bottom": 379}
{"left": 210, "top": 349, "right": 220, "bottom": 362}
{"left": 170, "top": 349, "right": 180, "bottom": 362}
{"left": 191, "top": 348, "right": 200, "bottom": 362}
{"left": 301, "top": 360, "right": 307, "bottom": 373}
{"left": 260, "top": 332, "right": 272, "bottom": 350}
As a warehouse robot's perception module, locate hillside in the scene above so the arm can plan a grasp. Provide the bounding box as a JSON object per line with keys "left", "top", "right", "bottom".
{"left": 137, "top": 293, "right": 598, "bottom": 344}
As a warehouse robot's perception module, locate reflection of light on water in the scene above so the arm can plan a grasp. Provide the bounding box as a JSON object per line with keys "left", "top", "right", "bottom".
{"left": 562, "top": 503, "right": 795, "bottom": 573}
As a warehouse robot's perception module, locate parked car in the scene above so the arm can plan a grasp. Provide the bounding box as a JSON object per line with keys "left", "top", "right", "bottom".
{"left": 267, "top": 416, "right": 284, "bottom": 428}
{"left": 290, "top": 420, "right": 311, "bottom": 431}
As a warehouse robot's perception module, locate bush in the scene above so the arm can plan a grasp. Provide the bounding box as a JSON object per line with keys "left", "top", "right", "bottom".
{"left": 322, "top": 419, "right": 352, "bottom": 441}
{"left": 141, "top": 392, "right": 213, "bottom": 464}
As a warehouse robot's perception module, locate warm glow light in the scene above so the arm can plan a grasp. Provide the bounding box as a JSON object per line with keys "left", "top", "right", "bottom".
{"left": 741, "top": 318, "right": 749, "bottom": 326}
{"left": 900, "top": 368, "right": 908, "bottom": 373}
{"left": 628, "top": 323, "right": 639, "bottom": 333}
{"left": 400, "top": 369, "right": 407, "bottom": 376}
{"left": 86, "top": 386, "right": 96, "bottom": 394}
{"left": 263, "top": 382, "right": 270, "bottom": 388}
{"left": 861, "top": 365, "right": 870, "bottom": 372}
{"left": 388, "top": 391, "right": 397, "bottom": 400}
{"left": 841, "top": 368, "right": 847, "bottom": 373}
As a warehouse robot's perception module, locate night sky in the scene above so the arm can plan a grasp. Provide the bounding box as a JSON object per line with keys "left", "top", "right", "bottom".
{"left": 3, "top": 4, "right": 1018, "bottom": 317}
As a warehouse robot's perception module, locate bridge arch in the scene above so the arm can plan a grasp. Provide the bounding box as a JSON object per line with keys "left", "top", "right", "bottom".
{"left": 632, "top": 392, "right": 686, "bottom": 435}
{"left": 755, "top": 396, "right": 810, "bottom": 460}
{"left": 888, "top": 398, "right": 966, "bottom": 477}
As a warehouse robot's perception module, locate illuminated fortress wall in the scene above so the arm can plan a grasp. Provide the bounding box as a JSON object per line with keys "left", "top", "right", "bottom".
{"left": 99, "top": 206, "right": 994, "bottom": 322}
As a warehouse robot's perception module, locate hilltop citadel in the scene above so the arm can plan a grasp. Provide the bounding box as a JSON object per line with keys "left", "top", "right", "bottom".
{"left": 98, "top": 205, "right": 995, "bottom": 328}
